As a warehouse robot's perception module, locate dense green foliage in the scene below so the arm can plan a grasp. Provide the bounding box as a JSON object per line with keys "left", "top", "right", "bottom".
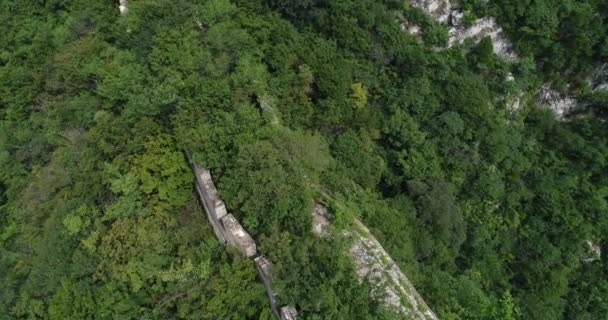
{"left": 1, "top": 0, "right": 607, "bottom": 319}
{"left": 462, "top": 0, "right": 608, "bottom": 86}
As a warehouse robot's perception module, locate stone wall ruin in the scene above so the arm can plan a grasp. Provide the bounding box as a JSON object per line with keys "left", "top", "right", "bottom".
{"left": 311, "top": 204, "right": 438, "bottom": 320}
{"left": 189, "top": 157, "right": 297, "bottom": 319}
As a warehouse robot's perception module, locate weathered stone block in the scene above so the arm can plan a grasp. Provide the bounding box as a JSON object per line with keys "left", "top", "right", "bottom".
{"left": 194, "top": 167, "right": 227, "bottom": 220}
{"left": 195, "top": 182, "right": 226, "bottom": 244}
{"left": 220, "top": 214, "right": 257, "bottom": 257}
{"left": 255, "top": 256, "right": 279, "bottom": 315}
{"left": 280, "top": 306, "right": 298, "bottom": 320}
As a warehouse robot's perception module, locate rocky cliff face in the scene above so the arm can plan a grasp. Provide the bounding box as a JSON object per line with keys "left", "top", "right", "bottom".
{"left": 407, "top": 0, "right": 608, "bottom": 118}
{"left": 590, "top": 63, "right": 608, "bottom": 91}
{"left": 410, "top": 0, "right": 453, "bottom": 23}
{"left": 535, "top": 84, "right": 578, "bottom": 119}
{"left": 448, "top": 17, "right": 516, "bottom": 60}
{"left": 409, "top": 0, "right": 516, "bottom": 60}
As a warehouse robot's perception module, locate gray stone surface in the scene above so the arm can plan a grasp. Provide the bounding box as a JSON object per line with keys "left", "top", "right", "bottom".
{"left": 311, "top": 203, "right": 331, "bottom": 236}
{"left": 190, "top": 163, "right": 296, "bottom": 320}
{"left": 582, "top": 240, "right": 602, "bottom": 263}
{"left": 255, "top": 256, "right": 279, "bottom": 315}
{"left": 350, "top": 219, "right": 438, "bottom": 320}
{"left": 118, "top": 0, "right": 128, "bottom": 15}
{"left": 408, "top": 0, "right": 517, "bottom": 60}
{"left": 280, "top": 306, "right": 298, "bottom": 320}
{"left": 536, "top": 83, "right": 577, "bottom": 119}
{"left": 221, "top": 214, "right": 257, "bottom": 257}
{"left": 410, "top": 0, "right": 453, "bottom": 23}
{"left": 194, "top": 167, "right": 227, "bottom": 220}
{"left": 447, "top": 17, "right": 517, "bottom": 60}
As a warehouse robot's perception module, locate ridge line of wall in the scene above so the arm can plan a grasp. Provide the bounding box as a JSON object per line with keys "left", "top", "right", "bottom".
{"left": 186, "top": 152, "right": 297, "bottom": 320}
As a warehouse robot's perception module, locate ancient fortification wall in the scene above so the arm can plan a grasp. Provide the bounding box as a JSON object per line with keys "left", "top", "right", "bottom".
{"left": 188, "top": 156, "right": 297, "bottom": 320}
{"left": 312, "top": 203, "right": 438, "bottom": 320}
{"left": 188, "top": 154, "right": 437, "bottom": 319}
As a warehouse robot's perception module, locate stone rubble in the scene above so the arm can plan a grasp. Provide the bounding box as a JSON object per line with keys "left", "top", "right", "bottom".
{"left": 407, "top": 0, "right": 608, "bottom": 118}
{"left": 589, "top": 63, "right": 608, "bottom": 92}
{"left": 409, "top": 0, "right": 453, "bottom": 23}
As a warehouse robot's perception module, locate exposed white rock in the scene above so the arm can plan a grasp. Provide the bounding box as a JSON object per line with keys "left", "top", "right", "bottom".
{"left": 220, "top": 214, "right": 257, "bottom": 257}
{"left": 311, "top": 203, "right": 331, "bottom": 236}
{"left": 408, "top": 0, "right": 517, "bottom": 60}
{"left": 280, "top": 306, "right": 298, "bottom": 320}
{"left": 449, "top": 10, "right": 464, "bottom": 28}
{"left": 582, "top": 240, "right": 601, "bottom": 263}
{"left": 507, "top": 95, "right": 522, "bottom": 112}
{"left": 119, "top": 0, "right": 128, "bottom": 16}
{"left": 410, "top": 0, "right": 454, "bottom": 23}
{"left": 589, "top": 63, "right": 608, "bottom": 91}
{"left": 536, "top": 84, "right": 578, "bottom": 119}
{"left": 448, "top": 17, "right": 517, "bottom": 60}
{"left": 596, "top": 83, "right": 608, "bottom": 91}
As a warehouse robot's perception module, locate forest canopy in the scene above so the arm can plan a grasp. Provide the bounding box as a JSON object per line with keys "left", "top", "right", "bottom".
{"left": 1, "top": 0, "right": 607, "bottom": 319}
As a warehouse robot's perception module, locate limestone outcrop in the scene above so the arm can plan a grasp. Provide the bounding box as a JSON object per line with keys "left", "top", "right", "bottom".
{"left": 311, "top": 203, "right": 331, "bottom": 237}
{"left": 590, "top": 63, "right": 608, "bottom": 92}
{"left": 535, "top": 84, "right": 577, "bottom": 119}
{"left": 408, "top": 0, "right": 516, "bottom": 60}
{"left": 448, "top": 17, "right": 516, "bottom": 60}
{"left": 409, "top": 0, "right": 453, "bottom": 23}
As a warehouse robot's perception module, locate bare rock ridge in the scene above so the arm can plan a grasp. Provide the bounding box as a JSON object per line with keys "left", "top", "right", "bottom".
{"left": 312, "top": 204, "right": 439, "bottom": 320}
{"left": 535, "top": 64, "right": 608, "bottom": 118}
{"left": 407, "top": 0, "right": 608, "bottom": 119}
{"left": 189, "top": 160, "right": 297, "bottom": 320}
{"left": 534, "top": 84, "right": 578, "bottom": 120}
{"left": 408, "top": 0, "right": 516, "bottom": 60}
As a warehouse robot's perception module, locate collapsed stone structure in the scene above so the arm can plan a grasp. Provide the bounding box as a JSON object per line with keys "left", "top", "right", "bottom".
{"left": 190, "top": 160, "right": 297, "bottom": 320}
{"left": 312, "top": 204, "right": 438, "bottom": 320}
